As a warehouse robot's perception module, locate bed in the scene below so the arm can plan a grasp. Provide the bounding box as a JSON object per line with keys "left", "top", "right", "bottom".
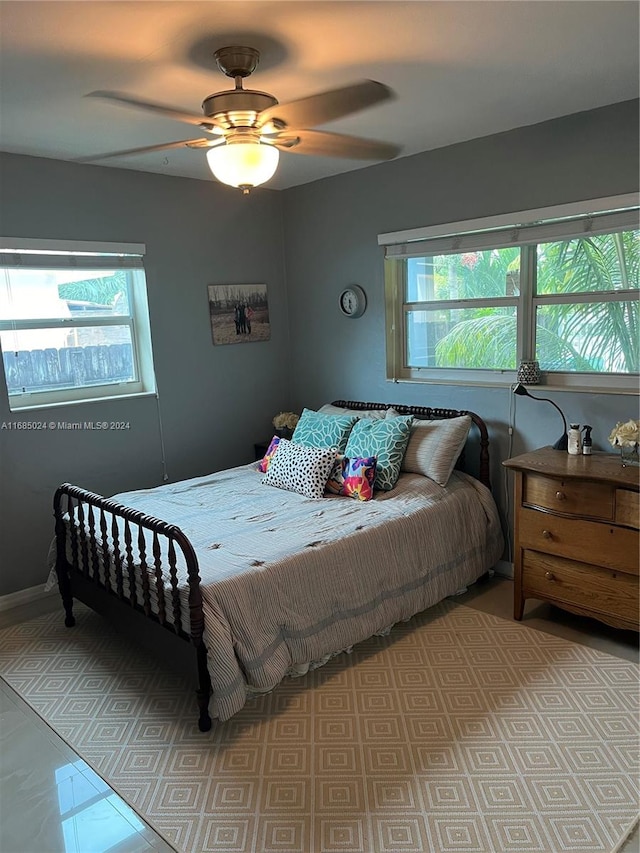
{"left": 52, "top": 400, "right": 504, "bottom": 730}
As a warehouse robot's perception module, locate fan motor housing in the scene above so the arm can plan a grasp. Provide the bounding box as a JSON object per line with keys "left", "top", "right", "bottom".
{"left": 214, "top": 46, "right": 260, "bottom": 79}
{"left": 202, "top": 89, "right": 278, "bottom": 126}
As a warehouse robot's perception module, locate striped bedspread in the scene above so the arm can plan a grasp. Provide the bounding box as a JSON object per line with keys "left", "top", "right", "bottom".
{"left": 108, "top": 462, "right": 504, "bottom": 720}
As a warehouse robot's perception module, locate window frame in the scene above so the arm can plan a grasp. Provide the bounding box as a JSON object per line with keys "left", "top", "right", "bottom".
{"left": 0, "top": 238, "right": 157, "bottom": 411}
{"left": 381, "top": 194, "right": 640, "bottom": 393}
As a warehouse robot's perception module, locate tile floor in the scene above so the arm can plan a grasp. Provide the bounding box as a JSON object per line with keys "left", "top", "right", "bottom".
{"left": 0, "top": 577, "right": 637, "bottom": 853}
{"left": 0, "top": 679, "right": 175, "bottom": 853}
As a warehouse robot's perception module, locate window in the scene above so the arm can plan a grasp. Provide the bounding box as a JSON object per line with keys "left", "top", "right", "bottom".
{"left": 0, "top": 238, "right": 156, "bottom": 410}
{"left": 382, "top": 195, "right": 639, "bottom": 391}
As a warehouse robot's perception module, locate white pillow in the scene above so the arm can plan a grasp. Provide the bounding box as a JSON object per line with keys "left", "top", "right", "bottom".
{"left": 319, "top": 403, "right": 396, "bottom": 420}
{"left": 262, "top": 439, "right": 336, "bottom": 499}
{"left": 401, "top": 416, "right": 472, "bottom": 486}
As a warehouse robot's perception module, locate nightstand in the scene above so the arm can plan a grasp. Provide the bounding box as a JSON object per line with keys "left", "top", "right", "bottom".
{"left": 503, "top": 447, "right": 639, "bottom": 631}
{"left": 254, "top": 440, "right": 270, "bottom": 462}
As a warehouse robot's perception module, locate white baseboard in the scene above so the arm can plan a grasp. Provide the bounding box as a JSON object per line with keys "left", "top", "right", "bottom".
{"left": 0, "top": 584, "right": 57, "bottom": 612}
{"left": 494, "top": 560, "right": 514, "bottom": 579}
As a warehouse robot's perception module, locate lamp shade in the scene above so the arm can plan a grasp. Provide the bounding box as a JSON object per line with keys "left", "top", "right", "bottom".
{"left": 206, "top": 142, "right": 279, "bottom": 192}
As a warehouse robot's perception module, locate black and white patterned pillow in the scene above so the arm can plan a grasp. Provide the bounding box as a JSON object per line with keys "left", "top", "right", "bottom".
{"left": 262, "top": 439, "right": 336, "bottom": 499}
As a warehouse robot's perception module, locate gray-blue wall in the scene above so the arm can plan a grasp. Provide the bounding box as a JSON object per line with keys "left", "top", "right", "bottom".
{"left": 281, "top": 99, "right": 639, "bottom": 547}
{"left": 1, "top": 100, "right": 638, "bottom": 595}
{"left": 0, "top": 154, "right": 289, "bottom": 595}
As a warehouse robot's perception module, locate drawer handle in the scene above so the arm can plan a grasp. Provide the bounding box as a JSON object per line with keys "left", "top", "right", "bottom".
{"left": 542, "top": 529, "right": 553, "bottom": 539}
{"left": 555, "top": 491, "right": 566, "bottom": 501}
{"left": 545, "top": 571, "right": 555, "bottom": 581}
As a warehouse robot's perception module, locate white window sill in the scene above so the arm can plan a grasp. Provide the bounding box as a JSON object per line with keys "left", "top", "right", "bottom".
{"left": 387, "top": 376, "right": 640, "bottom": 395}
{"left": 8, "top": 391, "right": 158, "bottom": 413}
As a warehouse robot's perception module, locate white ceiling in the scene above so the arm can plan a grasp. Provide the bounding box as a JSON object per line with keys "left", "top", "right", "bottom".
{"left": 0, "top": 1, "right": 638, "bottom": 190}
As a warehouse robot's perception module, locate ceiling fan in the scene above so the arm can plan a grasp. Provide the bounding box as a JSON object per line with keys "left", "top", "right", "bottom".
{"left": 81, "top": 45, "right": 400, "bottom": 193}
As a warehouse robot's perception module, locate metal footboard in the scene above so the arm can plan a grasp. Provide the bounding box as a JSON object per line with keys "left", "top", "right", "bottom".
{"left": 53, "top": 483, "right": 213, "bottom": 731}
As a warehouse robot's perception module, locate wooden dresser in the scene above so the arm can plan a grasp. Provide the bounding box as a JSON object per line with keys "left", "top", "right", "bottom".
{"left": 503, "top": 447, "right": 639, "bottom": 631}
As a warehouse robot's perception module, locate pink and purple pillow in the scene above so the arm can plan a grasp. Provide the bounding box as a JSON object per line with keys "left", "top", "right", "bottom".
{"left": 258, "top": 435, "right": 281, "bottom": 473}
{"left": 325, "top": 454, "right": 377, "bottom": 501}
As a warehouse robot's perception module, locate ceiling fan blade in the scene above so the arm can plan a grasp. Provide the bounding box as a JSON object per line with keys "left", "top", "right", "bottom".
{"left": 258, "top": 80, "right": 394, "bottom": 131}
{"left": 74, "top": 137, "right": 223, "bottom": 163}
{"left": 272, "top": 129, "right": 400, "bottom": 160}
{"left": 85, "top": 91, "right": 223, "bottom": 132}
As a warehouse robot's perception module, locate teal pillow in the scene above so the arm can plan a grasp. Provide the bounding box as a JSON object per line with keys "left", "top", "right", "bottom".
{"left": 344, "top": 415, "right": 413, "bottom": 491}
{"left": 292, "top": 408, "right": 357, "bottom": 453}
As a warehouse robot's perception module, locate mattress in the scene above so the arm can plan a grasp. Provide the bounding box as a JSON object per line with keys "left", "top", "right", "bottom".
{"left": 89, "top": 462, "right": 504, "bottom": 720}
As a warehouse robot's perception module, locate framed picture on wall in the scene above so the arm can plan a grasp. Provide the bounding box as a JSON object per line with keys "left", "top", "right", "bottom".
{"left": 208, "top": 283, "right": 271, "bottom": 345}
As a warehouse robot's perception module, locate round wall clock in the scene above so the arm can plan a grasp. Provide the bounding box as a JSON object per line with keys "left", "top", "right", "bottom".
{"left": 339, "top": 285, "right": 367, "bottom": 318}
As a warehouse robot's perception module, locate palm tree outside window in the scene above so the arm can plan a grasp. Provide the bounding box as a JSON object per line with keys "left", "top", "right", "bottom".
{"left": 382, "top": 196, "right": 639, "bottom": 391}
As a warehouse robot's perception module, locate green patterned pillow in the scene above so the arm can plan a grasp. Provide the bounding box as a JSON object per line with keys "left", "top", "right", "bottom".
{"left": 292, "top": 408, "right": 357, "bottom": 453}
{"left": 344, "top": 415, "right": 413, "bottom": 491}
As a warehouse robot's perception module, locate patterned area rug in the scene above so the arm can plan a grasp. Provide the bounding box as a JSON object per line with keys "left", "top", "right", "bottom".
{"left": 0, "top": 599, "right": 638, "bottom": 853}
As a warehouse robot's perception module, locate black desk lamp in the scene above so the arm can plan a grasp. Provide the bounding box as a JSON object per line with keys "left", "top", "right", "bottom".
{"left": 513, "top": 382, "right": 568, "bottom": 450}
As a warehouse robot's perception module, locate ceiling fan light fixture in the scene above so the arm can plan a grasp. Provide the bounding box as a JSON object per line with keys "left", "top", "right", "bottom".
{"left": 206, "top": 140, "right": 279, "bottom": 193}
{"left": 85, "top": 49, "right": 397, "bottom": 184}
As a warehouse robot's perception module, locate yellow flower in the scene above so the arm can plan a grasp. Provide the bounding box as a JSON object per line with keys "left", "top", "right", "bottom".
{"left": 272, "top": 411, "right": 299, "bottom": 430}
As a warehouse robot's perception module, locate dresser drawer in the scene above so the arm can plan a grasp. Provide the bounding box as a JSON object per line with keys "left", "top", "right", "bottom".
{"left": 518, "top": 507, "right": 639, "bottom": 574}
{"left": 616, "top": 489, "right": 640, "bottom": 530}
{"left": 523, "top": 473, "right": 614, "bottom": 520}
{"left": 522, "top": 549, "right": 639, "bottom": 626}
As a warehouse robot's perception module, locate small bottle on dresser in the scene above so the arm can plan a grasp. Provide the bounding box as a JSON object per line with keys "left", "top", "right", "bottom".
{"left": 582, "top": 425, "right": 593, "bottom": 455}
{"left": 567, "top": 425, "right": 582, "bottom": 455}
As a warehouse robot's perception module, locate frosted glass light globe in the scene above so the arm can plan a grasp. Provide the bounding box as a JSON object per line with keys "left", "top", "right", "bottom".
{"left": 206, "top": 142, "right": 279, "bottom": 192}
